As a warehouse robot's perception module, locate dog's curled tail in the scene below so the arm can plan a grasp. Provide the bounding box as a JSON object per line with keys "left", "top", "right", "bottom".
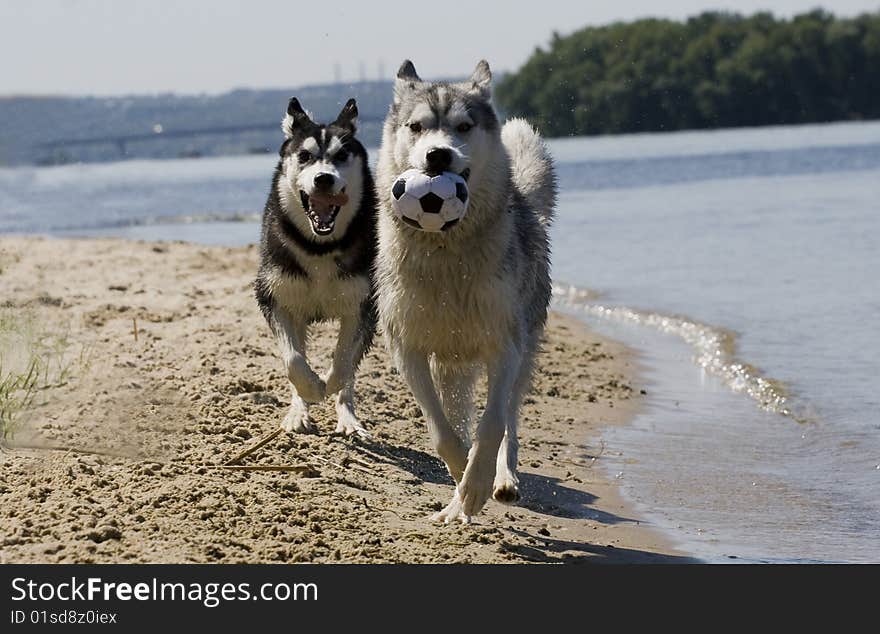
{"left": 501, "top": 118, "right": 557, "bottom": 225}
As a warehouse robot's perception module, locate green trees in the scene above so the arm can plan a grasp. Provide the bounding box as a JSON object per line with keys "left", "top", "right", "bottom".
{"left": 496, "top": 10, "right": 880, "bottom": 136}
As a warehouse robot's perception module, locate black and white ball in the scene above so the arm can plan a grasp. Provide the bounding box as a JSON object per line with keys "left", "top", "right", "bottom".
{"left": 390, "top": 169, "right": 469, "bottom": 232}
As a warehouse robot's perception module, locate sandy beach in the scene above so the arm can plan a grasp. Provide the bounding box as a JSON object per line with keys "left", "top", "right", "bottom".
{"left": 0, "top": 237, "right": 688, "bottom": 563}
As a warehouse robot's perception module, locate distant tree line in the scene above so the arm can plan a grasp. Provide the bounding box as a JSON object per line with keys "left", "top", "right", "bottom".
{"left": 495, "top": 10, "right": 880, "bottom": 136}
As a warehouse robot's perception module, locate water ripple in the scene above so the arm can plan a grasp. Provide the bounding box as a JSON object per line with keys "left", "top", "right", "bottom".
{"left": 552, "top": 283, "right": 807, "bottom": 423}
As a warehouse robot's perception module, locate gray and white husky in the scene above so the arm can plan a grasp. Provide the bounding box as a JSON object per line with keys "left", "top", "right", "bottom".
{"left": 255, "top": 97, "right": 377, "bottom": 438}
{"left": 375, "top": 60, "right": 556, "bottom": 522}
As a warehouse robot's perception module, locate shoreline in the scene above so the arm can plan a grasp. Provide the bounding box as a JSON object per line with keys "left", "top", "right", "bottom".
{"left": 0, "top": 236, "right": 690, "bottom": 563}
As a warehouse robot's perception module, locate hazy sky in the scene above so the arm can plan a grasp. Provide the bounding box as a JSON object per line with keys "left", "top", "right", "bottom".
{"left": 1, "top": 0, "right": 877, "bottom": 96}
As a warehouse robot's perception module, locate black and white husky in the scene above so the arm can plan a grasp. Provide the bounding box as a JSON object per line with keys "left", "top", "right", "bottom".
{"left": 255, "top": 97, "right": 377, "bottom": 437}
{"left": 375, "top": 61, "right": 557, "bottom": 522}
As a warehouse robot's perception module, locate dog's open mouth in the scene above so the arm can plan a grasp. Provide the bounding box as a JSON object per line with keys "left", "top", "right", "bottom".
{"left": 300, "top": 189, "right": 348, "bottom": 236}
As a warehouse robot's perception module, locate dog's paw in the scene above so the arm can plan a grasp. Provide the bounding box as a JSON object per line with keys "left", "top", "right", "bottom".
{"left": 430, "top": 490, "right": 471, "bottom": 525}
{"left": 334, "top": 408, "right": 370, "bottom": 439}
{"left": 280, "top": 401, "right": 315, "bottom": 434}
{"left": 492, "top": 471, "right": 520, "bottom": 504}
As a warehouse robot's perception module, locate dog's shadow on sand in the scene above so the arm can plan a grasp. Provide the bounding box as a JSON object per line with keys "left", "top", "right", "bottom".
{"left": 349, "top": 437, "right": 698, "bottom": 563}
{"left": 357, "top": 445, "right": 639, "bottom": 525}
{"left": 511, "top": 473, "right": 701, "bottom": 562}
{"left": 356, "top": 442, "right": 637, "bottom": 523}
{"left": 357, "top": 439, "right": 454, "bottom": 486}
{"left": 501, "top": 528, "right": 697, "bottom": 563}
{"left": 518, "top": 472, "right": 632, "bottom": 525}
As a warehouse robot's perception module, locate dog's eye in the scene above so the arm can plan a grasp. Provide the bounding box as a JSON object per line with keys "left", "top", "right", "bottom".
{"left": 456, "top": 122, "right": 473, "bottom": 133}
{"left": 408, "top": 122, "right": 422, "bottom": 134}
{"left": 334, "top": 148, "right": 349, "bottom": 163}
{"left": 297, "top": 150, "right": 312, "bottom": 163}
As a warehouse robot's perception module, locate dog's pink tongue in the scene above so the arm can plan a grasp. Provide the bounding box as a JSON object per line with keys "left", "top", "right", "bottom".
{"left": 309, "top": 191, "right": 349, "bottom": 221}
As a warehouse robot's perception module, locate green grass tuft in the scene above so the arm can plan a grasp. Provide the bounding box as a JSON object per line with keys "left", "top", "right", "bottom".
{"left": 0, "top": 355, "right": 41, "bottom": 440}
{"left": 0, "top": 308, "right": 89, "bottom": 441}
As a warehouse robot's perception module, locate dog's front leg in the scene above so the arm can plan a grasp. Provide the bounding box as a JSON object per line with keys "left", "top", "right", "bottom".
{"left": 323, "top": 313, "right": 359, "bottom": 398}
{"left": 271, "top": 307, "right": 325, "bottom": 410}
{"left": 457, "top": 344, "right": 522, "bottom": 518}
{"left": 493, "top": 343, "right": 537, "bottom": 504}
{"left": 324, "top": 313, "right": 370, "bottom": 438}
{"left": 393, "top": 345, "right": 468, "bottom": 485}
{"left": 281, "top": 386, "right": 313, "bottom": 434}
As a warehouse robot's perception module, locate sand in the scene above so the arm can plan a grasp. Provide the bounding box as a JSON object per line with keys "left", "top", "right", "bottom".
{"left": 0, "top": 237, "right": 689, "bottom": 563}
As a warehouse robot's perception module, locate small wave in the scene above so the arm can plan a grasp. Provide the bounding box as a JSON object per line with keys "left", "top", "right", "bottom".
{"left": 552, "top": 283, "right": 806, "bottom": 422}
{"left": 102, "top": 211, "right": 261, "bottom": 228}
{"left": 52, "top": 211, "right": 262, "bottom": 232}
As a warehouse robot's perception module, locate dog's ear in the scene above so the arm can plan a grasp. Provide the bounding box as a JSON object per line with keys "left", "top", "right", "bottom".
{"left": 468, "top": 60, "right": 492, "bottom": 98}
{"left": 282, "top": 97, "right": 313, "bottom": 138}
{"left": 394, "top": 59, "right": 422, "bottom": 104}
{"left": 334, "top": 98, "right": 358, "bottom": 134}
{"left": 397, "top": 59, "right": 421, "bottom": 82}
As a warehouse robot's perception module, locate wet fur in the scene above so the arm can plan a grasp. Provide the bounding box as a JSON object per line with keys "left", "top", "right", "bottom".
{"left": 375, "top": 60, "right": 557, "bottom": 521}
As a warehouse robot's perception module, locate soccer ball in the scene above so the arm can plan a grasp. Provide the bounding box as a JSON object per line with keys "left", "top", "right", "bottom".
{"left": 390, "top": 169, "right": 468, "bottom": 232}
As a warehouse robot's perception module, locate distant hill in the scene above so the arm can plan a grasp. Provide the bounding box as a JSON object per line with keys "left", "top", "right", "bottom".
{"left": 496, "top": 9, "right": 880, "bottom": 137}
{"left": 0, "top": 81, "right": 393, "bottom": 166}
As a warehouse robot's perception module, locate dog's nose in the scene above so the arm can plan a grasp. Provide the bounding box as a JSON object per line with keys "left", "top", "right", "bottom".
{"left": 425, "top": 148, "right": 452, "bottom": 175}
{"left": 314, "top": 173, "right": 336, "bottom": 189}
